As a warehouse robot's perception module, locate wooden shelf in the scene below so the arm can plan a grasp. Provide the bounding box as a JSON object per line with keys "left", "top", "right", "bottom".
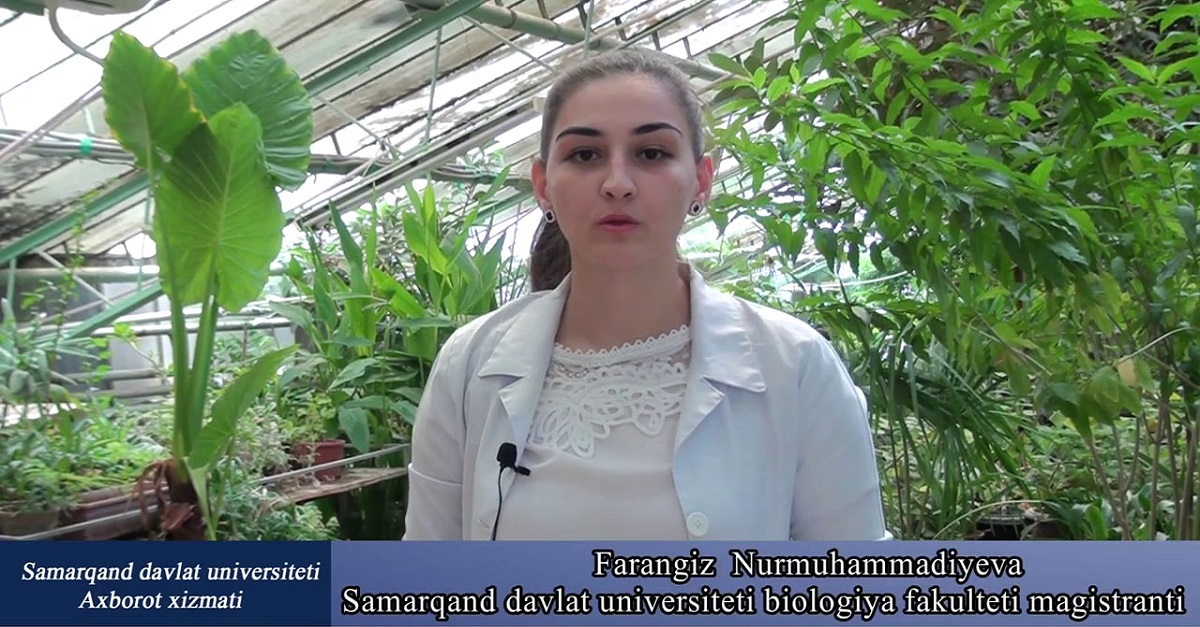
{"left": 272, "top": 467, "right": 408, "bottom": 506}
{"left": 1, "top": 467, "right": 410, "bottom": 541}
{"left": 1, "top": 444, "right": 412, "bottom": 541}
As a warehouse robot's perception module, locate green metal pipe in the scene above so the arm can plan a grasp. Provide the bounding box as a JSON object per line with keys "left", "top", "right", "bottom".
{"left": 5, "top": 257, "right": 14, "bottom": 307}
{"left": 61, "top": 284, "right": 161, "bottom": 340}
{"left": 0, "top": 0, "right": 42, "bottom": 16}
{"left": 0, "top": 172, "right": 148, "bottom": 267}
{"left": 303, "top": 0, "right": 488, "bottom": 95}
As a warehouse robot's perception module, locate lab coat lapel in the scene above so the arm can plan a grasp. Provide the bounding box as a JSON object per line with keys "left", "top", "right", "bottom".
{"left": 467, "top": 279, "right": 568, "bottom": 539}
{"left": 475, "top": 277, "right": 569, "bottom": 495}
{"left": 675, "top": 267, "right": 766, "bottom": 451}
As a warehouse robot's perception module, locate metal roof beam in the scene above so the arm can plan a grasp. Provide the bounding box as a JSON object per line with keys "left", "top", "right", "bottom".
{"left": 305, "top": 0, "right": 489, "bottom": 95}
{"left": 0, "top": 172, "right": 147, "bottom": 267}
{"left": 308, "top": 0, "right": 736, "bottom": 223}
{"left": 402, "top": 0, "right": 727, "bottom": 81}
{"left": 1, "top": 0, "right": 496, "bottom": 344}
{"left": 0, "top": 157, "right": 524, "bottom": 268}
{"left": 296, "top": 101, "right": 539, "bottom": 226}
{"left": 62, "top": 283, "right": 162, "bottom": 340}
{"left": 0, "top": 0, "right": 492, "bottom": 266}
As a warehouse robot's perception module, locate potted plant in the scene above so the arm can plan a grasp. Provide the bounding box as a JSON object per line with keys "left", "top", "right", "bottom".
{"left": 280, "top": 392, "right": 345, "bottom": 482}
{"left": 100, "top": 29, "right": 312, "bottom": 540}
{"left": 57, "top": 410, "right": 170, "bottom": 540}
{"left": 0, "top": 447, "right": 74, "bottom": 537}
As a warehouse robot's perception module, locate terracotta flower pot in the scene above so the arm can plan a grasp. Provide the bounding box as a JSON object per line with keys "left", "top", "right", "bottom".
{"left": 0, "top": 508, "right": 61, "bottom": 537}
{"left": 291, "top": 439, "right": 346, "bottom": 481}
{"left": 60, "top": 484, "right": 163, "bottom": 540}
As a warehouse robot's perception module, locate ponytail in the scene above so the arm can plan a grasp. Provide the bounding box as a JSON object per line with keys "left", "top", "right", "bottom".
{"left": 529, "top": 219, "right": 571, "bottom": 292}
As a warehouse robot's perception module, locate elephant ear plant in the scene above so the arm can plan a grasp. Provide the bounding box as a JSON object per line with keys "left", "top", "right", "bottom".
{"left": 100, "top": 31, "right": 312, "bottom": 539}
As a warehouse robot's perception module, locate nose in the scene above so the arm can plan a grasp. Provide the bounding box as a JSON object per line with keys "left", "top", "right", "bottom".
{"left": 600, "top": 156, "right": 636, "bottom": 199}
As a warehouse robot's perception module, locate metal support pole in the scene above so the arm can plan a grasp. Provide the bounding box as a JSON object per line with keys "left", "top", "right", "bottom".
{"left": 582, "top": 0, "right": 597, "bottom": 56}
{"left": 464, "top": 17, "right": 554, "bottom": 71}
{"left": 423, "top": 27, "right": 443, "bottom": 144}
{"left": 0, "top": 263, "right": 285, "bottom": 284}
{"left": 33, "top": 249, "right": 113, "bottom": 306}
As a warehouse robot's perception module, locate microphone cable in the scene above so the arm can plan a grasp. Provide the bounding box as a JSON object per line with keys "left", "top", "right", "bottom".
{"left": 491, "top": 443, "right": 529, "bottom": 541}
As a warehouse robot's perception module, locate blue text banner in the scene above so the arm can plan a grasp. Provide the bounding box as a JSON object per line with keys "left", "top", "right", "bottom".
{"left": 330, "top": 541, "right": 1190, "bottom": 626}
{"left": 6, "top": 540, "right": 329, "bottom": 625}
{"left": 1, "top": 541, "right": 1193, "bottom": 626}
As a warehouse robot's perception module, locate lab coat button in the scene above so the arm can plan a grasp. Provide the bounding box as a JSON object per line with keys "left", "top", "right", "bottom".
{"left": 686, "top": 512, "right": 709, "bottom": 536}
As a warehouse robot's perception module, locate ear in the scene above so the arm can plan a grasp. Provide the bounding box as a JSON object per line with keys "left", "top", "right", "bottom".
{"left": 531, "top": 157, "right": 550, "bottom": 209}
{"left": 695, "top": 154, "right": 715, "bottom": 204}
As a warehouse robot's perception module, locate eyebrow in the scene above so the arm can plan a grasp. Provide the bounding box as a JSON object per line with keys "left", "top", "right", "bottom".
{"left": 554, "top": 122, "right": 682, "bottom": 142}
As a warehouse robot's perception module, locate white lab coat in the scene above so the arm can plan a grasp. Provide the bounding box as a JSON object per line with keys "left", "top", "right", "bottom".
{"left": 403, "top": 264, "right": 892, "bottom": 541}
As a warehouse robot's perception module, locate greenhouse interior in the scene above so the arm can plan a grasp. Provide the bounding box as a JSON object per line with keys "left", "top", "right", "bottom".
{"left": 0, "top": 0, "right": 1197, "bottom": 542}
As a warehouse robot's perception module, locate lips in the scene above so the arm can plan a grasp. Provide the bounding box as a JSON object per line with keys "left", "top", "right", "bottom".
{"left": 598, "top": 213, "right": 639, "bottom": 226}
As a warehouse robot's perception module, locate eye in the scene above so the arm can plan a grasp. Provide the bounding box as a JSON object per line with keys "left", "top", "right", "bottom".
{"left": 567, "top": 148, "right": 600, "bottom": 162}
{"left": 641, "top": 148, "right": 671, "bottom": 160}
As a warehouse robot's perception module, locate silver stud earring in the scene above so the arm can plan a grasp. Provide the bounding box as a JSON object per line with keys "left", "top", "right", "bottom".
{"left": 688, "top": 201, "right": 703, "bottom": 216}
{"left": 544, "top": 210, "right": 556, "bottom": 223}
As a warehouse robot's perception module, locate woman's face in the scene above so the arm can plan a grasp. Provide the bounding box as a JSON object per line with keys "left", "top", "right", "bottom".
{"left": 532, "top": 74, "right": 714, "bottom": 276}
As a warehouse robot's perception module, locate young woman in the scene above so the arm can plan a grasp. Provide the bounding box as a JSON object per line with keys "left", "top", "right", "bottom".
{"left": 403, "top": 48, "right": 891, "bottom": 541}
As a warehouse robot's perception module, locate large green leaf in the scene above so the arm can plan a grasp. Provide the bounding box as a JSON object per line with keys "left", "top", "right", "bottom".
{"left": 330, "top": 357, "right": 379, "bottom": 389}
{"left": 337, "top": 406, "right": 371, "bottom": 455}
{"left": 188, "top": 345, "right": 297, "bottom": 476}
{"left": 101, "top": 31, "right": 202, "bottom": 170}
{"left": 181, "top": 30, "right": 313, "bottom": 190}
{"left": 154, "top": 104, "right": 284, "bottom": 311}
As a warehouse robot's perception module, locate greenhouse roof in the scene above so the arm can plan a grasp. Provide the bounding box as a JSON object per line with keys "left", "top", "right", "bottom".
{"left": 0, "top": 0, "right": 797, "bottom": 269}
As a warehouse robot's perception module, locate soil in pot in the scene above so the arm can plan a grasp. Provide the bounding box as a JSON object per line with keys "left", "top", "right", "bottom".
{"left": 291, "top": 439, "right": 346, "bottom": 481}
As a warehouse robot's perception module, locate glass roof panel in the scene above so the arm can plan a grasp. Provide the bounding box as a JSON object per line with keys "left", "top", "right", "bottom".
{"left": 0, "top": 0, "right": 269, "bottom": 130}
{"left": 1, "top": 0, "right": 792, "bottom": 265}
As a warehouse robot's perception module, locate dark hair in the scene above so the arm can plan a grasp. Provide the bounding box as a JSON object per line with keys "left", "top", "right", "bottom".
{"left": 528, "top": 48, "right": 706, "bottom": 292}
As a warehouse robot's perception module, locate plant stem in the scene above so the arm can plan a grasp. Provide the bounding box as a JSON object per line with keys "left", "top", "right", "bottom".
{"left": 168, "top": 298, "right": 191, "bottom": 466}
{"left": 189, "top": 293, "right": 220, "bottom": 432}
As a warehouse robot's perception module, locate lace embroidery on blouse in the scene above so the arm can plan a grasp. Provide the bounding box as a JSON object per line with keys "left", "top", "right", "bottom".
{"left": 529, "top": 325, "right": 692, "bottom": 458}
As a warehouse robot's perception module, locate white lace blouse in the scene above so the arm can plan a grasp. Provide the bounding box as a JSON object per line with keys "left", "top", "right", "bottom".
{"left": 493, "top": 325, "right": 692, "bottom": 540}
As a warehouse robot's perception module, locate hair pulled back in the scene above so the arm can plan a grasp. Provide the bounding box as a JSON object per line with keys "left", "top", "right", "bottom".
{"left": 528, "top": 48, "right": 706, "bottom": 292}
